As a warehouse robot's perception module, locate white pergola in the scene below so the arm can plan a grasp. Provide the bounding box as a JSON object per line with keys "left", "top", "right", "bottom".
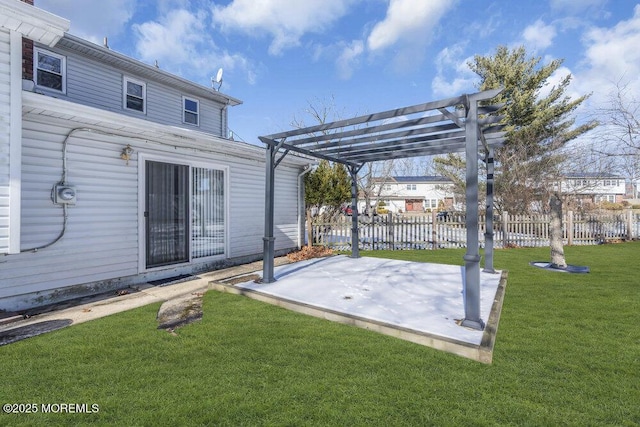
{"left": 259, "top": 88, "right": 506, "bottom": 330}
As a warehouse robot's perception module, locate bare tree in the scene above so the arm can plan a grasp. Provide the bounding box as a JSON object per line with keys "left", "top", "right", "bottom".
{"left": 596, "top": 79, "right": 640, "bottom": 198}
{"left": 357, "top": 160, "right": 395, "bottom": 215}
{"left": 291, "top": 96, "right": 351, "bottom": 246}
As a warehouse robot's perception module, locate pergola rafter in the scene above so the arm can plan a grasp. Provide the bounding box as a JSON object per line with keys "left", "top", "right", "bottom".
{"left": 259, "top": 88, "right": 506, "bottom": 330}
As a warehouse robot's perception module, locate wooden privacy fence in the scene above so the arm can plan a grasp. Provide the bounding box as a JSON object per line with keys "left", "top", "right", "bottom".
{"left": 311, "top": 210, "right": 640, "bottom": 251}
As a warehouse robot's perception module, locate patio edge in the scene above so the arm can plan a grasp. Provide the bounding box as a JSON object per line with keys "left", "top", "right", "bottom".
{"left": 210, "top": 270, "right": 508, "bottom": 364}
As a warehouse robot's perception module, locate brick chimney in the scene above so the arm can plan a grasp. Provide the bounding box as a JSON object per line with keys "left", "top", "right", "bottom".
{"left": 21, "top": 0, "right": 35, "bottom": 81}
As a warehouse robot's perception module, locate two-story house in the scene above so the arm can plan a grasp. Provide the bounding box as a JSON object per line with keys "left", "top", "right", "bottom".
{"left": 363, "top": 176, "right": 455, "bottom": 213}
{"left": 560, "top": 173, "right": 626, "bottom": 206}
{"left": 0, "top": 0, "right": 309, "bottom": 311}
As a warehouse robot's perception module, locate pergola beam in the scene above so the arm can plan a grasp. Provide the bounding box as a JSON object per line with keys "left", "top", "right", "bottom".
{"left": 259, "top": 87, "right": 504, "bottom": 331}
{"left": 288, "top": 110, "right": 464, "bottom": 146}
{"left": 316, "top": 125, "right": 464, "bottom": 156}
{"left": 265, "top": 93, "right": 469, "bottom": 140}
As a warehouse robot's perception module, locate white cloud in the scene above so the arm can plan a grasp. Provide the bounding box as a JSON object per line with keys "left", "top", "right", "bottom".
{"left": 37, "top": 0, "right": 136, "bottom": 43}
{"left": 550, "top": 0, "right": 607, "bottom": 14}
{"left": 431, "top": 44, "right": 476, "bottom": 97}
{"left": 537, "top": 65, "right": 574, "bottom": 100}
{"left": 336, "top": 40, "right": 365, "bottom": 80}
{"left": 522, "top": 19, "right": 557, "bottom": 51}
{"left": 211, "top": 0, "right": 354, "bottom": 56}
{"left": 576, "top": 4, "right": 640, "bottom": 107}
{"left": 133, "top": 8, "right": 252, "bottom": 85}
{"left": 134, "top": 9, "right": 208, "bottom": 65}
{"left": 367, "top": 0, "right": 455, "bottom": 52}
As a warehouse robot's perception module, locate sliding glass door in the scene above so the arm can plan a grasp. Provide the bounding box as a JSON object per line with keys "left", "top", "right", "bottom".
{"left": 145, "top": 161, "right": 189, "bottom": 268}
{"left": 144, "top": 160, "right": 226, "bottom": 269}
{"left": 192, "top": 167, "right": 225, "bottom": 258}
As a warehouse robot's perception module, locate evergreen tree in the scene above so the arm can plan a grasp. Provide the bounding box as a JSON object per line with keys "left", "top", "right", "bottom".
{"left": 436, "top": 45, "right": 597, "bottom": 215}
{"left": 303, "top": 159, "right": 351, "bottom": 246}
{"left": 436, "top": 45, "right": 597, "bottom": 267}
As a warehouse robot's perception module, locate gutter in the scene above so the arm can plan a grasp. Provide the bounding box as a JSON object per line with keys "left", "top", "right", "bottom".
{"left": 297, "top": 164, "right": 315, "bottom": 248}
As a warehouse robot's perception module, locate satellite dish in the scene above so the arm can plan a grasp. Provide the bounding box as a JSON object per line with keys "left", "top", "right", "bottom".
{"left": 212, "top": 68, "right": 223, "bottom": 91}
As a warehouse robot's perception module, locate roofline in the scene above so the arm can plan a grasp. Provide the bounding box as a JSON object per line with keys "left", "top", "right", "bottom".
{"left": 0, "top": 0, "right": 69, "bottom": 46}
{"left": 22, "top": 91, "right": 309, "bottom": 167}
{"left": 54, "top": 33, "right": 242, "bottom": 107}
{"left": 371, "top": 176, "right": 453, "bottom": 183}
{"left": 563, "top": 173, "right": 624, "bottom": 179}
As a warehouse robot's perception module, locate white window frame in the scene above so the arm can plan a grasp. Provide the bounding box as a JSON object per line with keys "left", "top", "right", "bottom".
{"left": 123, "top": 76, "right": 146, "bottom": 113}
{"left": 137, "top": 152, "right": 229, "bottom": 273}
{"left": 34, "top": 47, "right": 66, "bottom": 93}
{"left": 182, "top": 96, "right": 200, "bottom": 126}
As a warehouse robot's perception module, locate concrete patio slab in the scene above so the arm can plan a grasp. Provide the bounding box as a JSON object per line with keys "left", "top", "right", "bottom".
{"left": 212, "top": 255, "right": 507, "bottom": 363}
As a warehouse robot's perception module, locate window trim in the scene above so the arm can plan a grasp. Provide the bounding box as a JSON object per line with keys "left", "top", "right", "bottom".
{"left": 137, "top": 152, "right": 229, "bottom": 273}
{"left": 123, "top": 76, "right": 146, "bottom": 114}
{"left": 34, "top": 47, "right": 66, "bottom": 94}
{"left": 182, "top": 96, "right": 200, "bottom": 126}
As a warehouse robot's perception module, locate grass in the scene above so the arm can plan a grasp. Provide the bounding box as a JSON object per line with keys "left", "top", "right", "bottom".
{"left": 1, "top": 243, "right": 639, "bottom": 426}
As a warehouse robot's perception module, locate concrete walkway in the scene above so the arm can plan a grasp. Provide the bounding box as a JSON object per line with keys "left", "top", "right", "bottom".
{"left": 0, "top": 255, "right": 507, "bottom": 363}
{"left": 0, "top": 257, "right": 291, "bottom": 343}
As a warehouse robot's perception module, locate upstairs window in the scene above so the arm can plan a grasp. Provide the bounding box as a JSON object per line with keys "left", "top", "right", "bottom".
{"left": 183, "top": 97, "right": 199, "bottom": 126}
{"left": 406, "top": 184, "right": 416, "bottom": 191}
{"left": 124, "top": 77, "right": 146, "bottom": 113}
{"left": 34, "top": 48, "right": 66, "bottom": 93}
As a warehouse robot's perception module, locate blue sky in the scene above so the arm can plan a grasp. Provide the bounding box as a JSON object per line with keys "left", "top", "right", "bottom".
{"left": 37, "top": 0, "right": 640, "bottom": 148}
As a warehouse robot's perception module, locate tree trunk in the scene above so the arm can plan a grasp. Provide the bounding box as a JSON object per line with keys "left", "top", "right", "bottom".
{"left": 549, "top": 193, "right": 567, "bottom": 268}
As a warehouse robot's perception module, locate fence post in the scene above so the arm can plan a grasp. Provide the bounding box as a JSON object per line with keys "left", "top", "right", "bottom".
{"left": 388, "top": 212, "right": 394, "bottom": 250}
{"left": 431, "top": 210, "right": 438, "bottom": 249}
{"left": 627, "top": 208, "right": 633, "bottom": 240}
{"left": 502, "top": 211, "right": 509, "bottom": 248}
{"left": 567, "top": 210, "right": 574, "bottom": 246}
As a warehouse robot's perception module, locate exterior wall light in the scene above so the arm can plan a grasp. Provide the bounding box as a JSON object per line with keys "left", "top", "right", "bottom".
{"left": 120, "top": 144, "right": 134, "bottom": 165}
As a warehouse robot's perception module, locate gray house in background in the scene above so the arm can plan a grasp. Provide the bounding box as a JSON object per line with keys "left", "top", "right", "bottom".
{"left": 0, "top": 0, "right": 309, "bottom": 311}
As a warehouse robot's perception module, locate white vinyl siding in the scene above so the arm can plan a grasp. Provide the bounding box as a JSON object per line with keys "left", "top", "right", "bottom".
{"left": 4, "top": 117, "right": 140, "bottom": 300}
{"left": 65, "top": 54, "right": 122, "bottom": 111}
{"left": 33, "top": 43, "right": 225, "bottom": 136}
{"left": 1, "top": 97, "right": 304, "bottom": 310}
{"left": 0, "top": 30, "right": 11, "bottom": 253}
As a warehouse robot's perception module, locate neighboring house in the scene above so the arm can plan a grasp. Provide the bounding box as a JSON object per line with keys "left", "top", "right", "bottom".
{"left": 559, "top": 173, "right": 626, "bottom": 205}
{"left": 362, "top": 176, "right": 455, "bottom": 213}
{"left": 0, "top": 0, "right": 309, "bottom": 311}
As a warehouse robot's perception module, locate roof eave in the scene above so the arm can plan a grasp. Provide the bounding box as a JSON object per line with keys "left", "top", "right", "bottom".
{"left": 55, "top": 33, "right": 242, "bottom": 107}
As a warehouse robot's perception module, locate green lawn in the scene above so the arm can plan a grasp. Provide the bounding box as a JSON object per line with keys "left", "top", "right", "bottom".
{"left": 1, "top": 243, "right": 639, "bottom": 426}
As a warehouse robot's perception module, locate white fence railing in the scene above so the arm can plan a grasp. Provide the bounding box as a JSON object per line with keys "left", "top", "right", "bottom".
{"left": 311, "top": 210, "right": 640, "bottom": 250}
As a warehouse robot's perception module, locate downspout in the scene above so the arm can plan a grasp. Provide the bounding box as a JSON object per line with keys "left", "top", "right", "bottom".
{"left": 221, "top": 100, "right": 230, "bottom": 138}
{"left": 8, "top": 31, "right": 23, "bottom": 254}
{"left": 297, "top": 164, "right": 314, "bottom": 248}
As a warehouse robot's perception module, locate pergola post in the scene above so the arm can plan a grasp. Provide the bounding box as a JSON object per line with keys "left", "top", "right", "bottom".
{"left": 258, "top": 88, "right": 504, "bottom": 329}
{"left": 484, "top": 147, "right": 496, "bottom": 273}
{"left": 462, "top": 96, "right": 485, "bottom": 331}
{"left": 262, "top": 144, "right": 276, "bottom": 283}
{"left": 349, "top": 165, "right": 360, "bottom": 258}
